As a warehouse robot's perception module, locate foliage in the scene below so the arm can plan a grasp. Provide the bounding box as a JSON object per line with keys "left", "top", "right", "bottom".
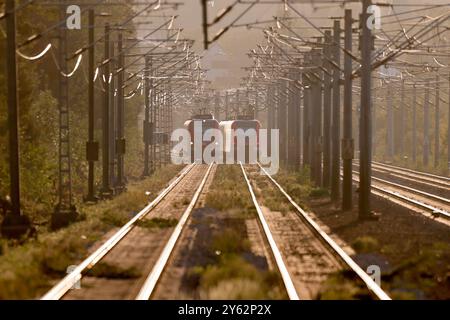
{"left": 0, "top": 165, "right": 182, "bottom": 299}
{"left": 0, "top": 2, "right": 145, "bottom": 228}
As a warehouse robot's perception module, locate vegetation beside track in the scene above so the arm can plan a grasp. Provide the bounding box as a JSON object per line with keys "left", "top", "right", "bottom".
{"left": 254, "top": 167, "right": 329, "bottom": 214}
{"left": 0, "top": 2, "right": 146, "bottom": 230}
{"left": 0, "top": 165, "right": 182, "bottom": 299}
{"left": 288, "top": 167, "right": 450, "bottom": 300}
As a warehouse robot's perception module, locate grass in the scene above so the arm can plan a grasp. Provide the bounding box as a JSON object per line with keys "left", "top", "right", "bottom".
{"left": 352, "top": 236, "right": 379, "bottom": 253}
{"left": 189, "top": 165, "right": 287, "bottom": 300}
{"left": 195, "top": 255, "right": 286, "bottom": 300}
{"left": 255, "top": 167, "right": 315, "bottom": 214}
{"left": 211, "top": 221, "right": 251, "bottom": 255}
{"left": 0, "top": 165, "right": 183, "bottom": 299}
{"left": 86, "top": 262, "right": 141, "bottom": 279}
{"left": 136, "top": 218, "right": 178, "bottom": 229}
{"left": 317, "top": 270, "right": 372, "bottom": 300}
{"left": 205, "top": 165, "right": 255, "bottom": 217}
{"left": 382, "top": 242, "right": 450, "bottom": 300}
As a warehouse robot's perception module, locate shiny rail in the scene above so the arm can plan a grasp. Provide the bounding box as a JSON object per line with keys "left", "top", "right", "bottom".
{"left": 41, "top": 164, "right": 196, "bottom": 300}
{"left": 240, "top": 163, "right": 300, "bottom": 300}
{"left": 352, "top": 172, "right": 450, "bottom": 219}
{"left": 136, "top": 163, "right": 214, "bottom": 300}
{"left": 257, "top": 163, "right": 392, "bottom": 301}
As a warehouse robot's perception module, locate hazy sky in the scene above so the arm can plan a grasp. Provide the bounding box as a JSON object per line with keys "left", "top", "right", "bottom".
{"left": 153, "top": 0, "right": 448, "bottom": 89}
{"left": 173, "top": 0, "right": 283, "bottom": 88}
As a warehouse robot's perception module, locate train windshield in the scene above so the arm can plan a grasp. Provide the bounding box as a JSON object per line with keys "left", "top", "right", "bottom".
{"left": 202, "top": 120, "right": 218, "bottom": 131}
{"left": 234, "top": 121, "right": 259, "bottom": 131}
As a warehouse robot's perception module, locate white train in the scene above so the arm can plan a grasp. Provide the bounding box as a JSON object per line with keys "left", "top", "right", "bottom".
{"left": 219, "top": 117, "right": 261, "bottom": 163}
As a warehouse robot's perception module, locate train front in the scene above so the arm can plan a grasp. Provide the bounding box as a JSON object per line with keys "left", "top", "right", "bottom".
{"left": 220, "top": 116, "right": 261, "bottom": 164}
{"left": 184, "top": 114, "right": 220, "bottom": 163}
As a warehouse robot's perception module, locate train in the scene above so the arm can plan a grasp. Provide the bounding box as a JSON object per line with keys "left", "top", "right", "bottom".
{"left": 184, "top": 114, "right": 261, "bottom": 164}
{"left": 184, "top": 114, "right": 220, "bottom": 163}
{"left": 220, "top": 116, "right": 261, "bottom": 163}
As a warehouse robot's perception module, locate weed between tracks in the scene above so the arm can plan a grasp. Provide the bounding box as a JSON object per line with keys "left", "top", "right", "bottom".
{"left": 86, "top": 262, "right": 141, "bottom": 279}
{"left": 186, "top": 165, "right": 287, "bottom": 300}
{"left": 0, "top": 165, "right": 182, "bottom": 299}
{"left": 254, "top": 167, "right": 331, "bottom": 214}
{"left": 136, "top": 218, "right": 179, "bottom": 229}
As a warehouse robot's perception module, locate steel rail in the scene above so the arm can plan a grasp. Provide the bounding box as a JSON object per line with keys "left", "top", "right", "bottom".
{"left": 369, "top": 174, "right": 450, "bottom": 207}
{"left": 371, "top": 168, "right": 450, "bottom": 191}
{"left": 41, "top": 163, "right": 196, "bottom": 300}
{"left": 240, "top": 163, "right": 300, "bottom": 301}
{"left": 351, "top": 174, "right": 450, "bottom": 219}
{"left": 257, "top": 164, "right": 392, "bottom": 301}
{"left": 372, "top": 161, "right": 450, "bottom": 183}
{"left": 136, "top": 163, "right": 214, "bottom": 300}
{"left": 353, "top": 161, "right": 450, "bottom": 190}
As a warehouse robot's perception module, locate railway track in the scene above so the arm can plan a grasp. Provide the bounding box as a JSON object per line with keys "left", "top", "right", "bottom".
{"left": 136, "top": 163, "right": 214, "bottom": 300}
{"left": 372, "top": 161, "right": 450, "bottom": 188}
{"left": 351, "top": 162, "right": 450, "bottom": 221}
{"left": 42, "top": 163, "right": 213, "bottom": 300}
{"left": 242, "top": 163, "right": 391, "bottom": 300}
{"left": 42, "top": 162, "right": 393, "bottom": 300}
{"left": 241, "top": 164, "right": 300, "bottom": 300}
{"left": 353, "top": 161, "right": 448, "bottom": 194}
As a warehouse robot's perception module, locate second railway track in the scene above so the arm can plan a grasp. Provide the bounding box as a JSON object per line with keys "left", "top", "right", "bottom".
{"left": 42, "top": 164, "right": 213, "bottom": 300}
{"left": 242, "top": 163, "right": 391, "bottom": 300}
{"left": 351, "top": 162, "right": 450, "bottom": 221}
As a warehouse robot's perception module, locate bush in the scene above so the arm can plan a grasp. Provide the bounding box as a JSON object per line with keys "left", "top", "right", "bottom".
{"left": 352, "top": 236, "right": 379, "bottom": 253}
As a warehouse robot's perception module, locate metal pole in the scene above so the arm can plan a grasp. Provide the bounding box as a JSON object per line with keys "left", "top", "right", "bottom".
{"left": 116, "top": 33, "right": 126, "bottom": 192}
{"left": 412, "top": 84, "right": 417, "bottom": 163}
{"left": 297, "top": 73, "right": 303, "bottom": 170}
{"left": 372, "top": 91, "right": 376, "bottom": 157}
{"left": 109, "top": 40, "right": 116, "bottom": 189}
{"left": 288, "top": 72, "right": 298, "bottom": 169}
{"left": 236, "top": 89, "right": 240, "bottom": 118}
{"left": 85, "top": 9, "right": 98, "bottom": 202}
{"left": 267, "top": 85, "right": 274, "bottom": 156}
{"left": 323, "top": 30, "right": 332, "bottom": 188}
{"left": 254, "top": 88, "right": 259, "bottom": 120}
{"left": 278, "top": 80, "right": 288, "bottom": 164}
{"left": 225, "top": 91, "right": 229, "bottom": 120}
{"left": 423, "top": 82, "right": 430, "bottom": 167}
{"left": 1, "top": 0, "right": 31, "bottom": 238}
{"left": 331, "top": 20, "right": 341, "bottom": 203}
{"left": 342, "top": 9, "right": 354, "bottom": 211}
{"left": 151, "top": 75, "right": 156, "bottom": 172}
{"left": 100, "top": 23, "right": 113, "bottom": 197}
{"left": 201, "top": 0, "right": 208, "bottom": 49}
{"left": 359, "top": 0, "right": 373, "bottom": 218}
{"left": 246, "top": 87, "right": 252, "bottom": 117}
{"left": 386, "top": 85, "right": 394, "bottom": 160}
{"left": 434, "top": 75, "right": 440, "bottom": 168}
{"left": 311, "top": 48, "right": 323, "bottom": 186}
{"left": 143, "top": 56, "right": 151, "bottom": 177}
{"left": 53, "top": 0, "right": 77, "bottom": 228}
{"left": 448, "top": 74, "right": 450, "bottom": 175}
{"left": 399, "top": 80, "right": 405, "bottom": 158}
{"left": 168, "top": 83, "right": 173, "bottom": 161}
{"left": 303, "top": 56, "right": 311, "bottom": 168}
{"left": 214, "top": 91, "right": 220, "bottom": 120}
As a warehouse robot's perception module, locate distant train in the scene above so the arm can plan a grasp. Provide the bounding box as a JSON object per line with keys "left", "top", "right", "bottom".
{"left": 184, "top": 115, "right": 261, "bottom": 164}
{"left": 184, "top": 114, "right": 219, "bottom": 163}
{"left": 220, "top": 116, "right": 261, "bottom": 163}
